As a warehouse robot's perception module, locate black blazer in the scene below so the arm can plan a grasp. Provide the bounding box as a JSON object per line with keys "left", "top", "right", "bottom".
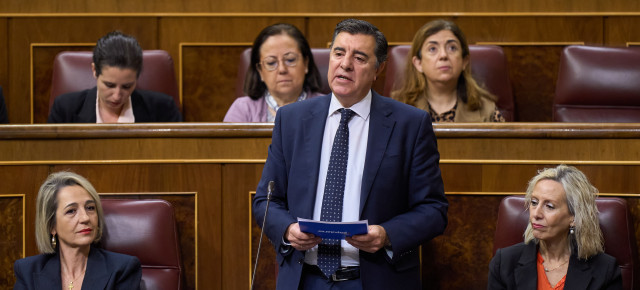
{"left": 488, "top": 242, "right": 622, "bottom": 290}
{"left": 47, "top": 87, "right": 182, "bottom": 123}
{"left": 13, "top": 246, "right": 141, "bottom": 290}
{"left": 0, "top": 86, "right": 8, "bottom": 123}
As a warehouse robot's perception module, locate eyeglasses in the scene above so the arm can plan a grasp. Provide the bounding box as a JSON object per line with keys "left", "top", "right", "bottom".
{"left": 259, "top": 52, "right": 299, "bottom": 71}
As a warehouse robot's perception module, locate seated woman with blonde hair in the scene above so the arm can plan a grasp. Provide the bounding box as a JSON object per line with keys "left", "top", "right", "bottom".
{"left": 391, "top": 19, "right": 504, "bottom": 122}
{"left": 488, "top": 165, "right": 621, "bottom": 289}
{"left": 13, "top": 172, "right": 141, "bottom": 289}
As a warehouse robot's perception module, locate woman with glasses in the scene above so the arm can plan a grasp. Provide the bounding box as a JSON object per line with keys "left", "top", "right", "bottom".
{"left": 223, "top": 23, "right": 323, "bottom": 122}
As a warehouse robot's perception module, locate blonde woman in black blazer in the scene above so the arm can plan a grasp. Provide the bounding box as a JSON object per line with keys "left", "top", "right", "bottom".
{"left": 488, "top": 165, "right": 621, "bottom": 290}
{"left": 13, "top": 172, "right": 141, "bottom": 290}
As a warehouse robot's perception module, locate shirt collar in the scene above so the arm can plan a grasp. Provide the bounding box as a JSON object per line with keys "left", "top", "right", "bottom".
{"left": 328, "top": 90, "right": 372, "bottom": 121}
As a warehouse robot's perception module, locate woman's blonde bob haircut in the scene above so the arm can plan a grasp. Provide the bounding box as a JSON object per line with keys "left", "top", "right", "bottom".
{"left": 523, "top": 165, "right": 604, "bottom": 260}
{"left": 35, "top": 171, "right": 104, "bottom": 254}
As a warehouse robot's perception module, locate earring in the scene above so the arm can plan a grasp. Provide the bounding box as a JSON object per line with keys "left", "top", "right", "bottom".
{"left": 51, "top": 234, "right": 57, "bottom": 248}
{"left": 569, "top": 226, "right": 575, "bottom": 235}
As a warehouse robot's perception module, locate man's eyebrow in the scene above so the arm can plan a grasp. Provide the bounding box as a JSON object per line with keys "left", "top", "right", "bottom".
{"left": 332, "top": 47, "right": 369, "bottom": 59}
{"left": 353, "top": 50, "right": 369, "bottom": 59}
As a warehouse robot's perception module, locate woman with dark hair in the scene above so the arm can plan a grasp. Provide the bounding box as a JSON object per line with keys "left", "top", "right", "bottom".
{"left": 223, "top": 23, "right": 323, "bottom": 122}
{"left": 13, "top": 171, "right": 142, "bottom": 289}
{"left": 488, "top": 165, "right": 621, "bottom": 289}
{"left": 391, "top": 20, "right": 504, "bottom": 122}
{"left": 48, "top": 31, "right": 182, "bottom": 123}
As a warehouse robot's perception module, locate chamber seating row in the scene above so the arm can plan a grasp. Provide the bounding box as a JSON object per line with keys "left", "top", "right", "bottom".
{"left": 51, "top": 45, "right": 640, "bottom": 122}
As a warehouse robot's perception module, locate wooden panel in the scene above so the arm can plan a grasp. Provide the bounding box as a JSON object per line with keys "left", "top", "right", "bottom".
{"left": 0, "top": 18, "right": 8, "bottom": 107}
{"left": 0, "top": 136, "right": 270, "bottom": 161}
{"left": 181, "top": 45, "right": 248, "bottom": 122}
{"left": 422, "top": 194, "right": 504, "bottom": 290}
{"left": 2, "top": 0, "right": 640, "bottom": 13}
{"left": 5, "top": 123, "right": 640, "bottom": 162}
{"left": 443, "top": 163, "right": 640, "bottom": 194}
{"left": 438, "top": 137, "right": 640, "bottom": 162}
{"left": 32, "top": 45, "right": 94, "bottom": 124}
{"left": 249, "top": 192, "right": 277, "bottom": 290}
{"left": 0, "top": 166, "right": 50, "bottom": 258}
{"left": 605, "top": 17, "right": 640, "bottom": 46}
{"left": 306, "top": 16, "right": 603, "bottom": 47}
{"left": 9, "top": 17, "right": 158, "bottom": 123}
{"left": 0, "top": 195, "right": 24, "bottom": 288}
{"left": 503, "top": 46, "right": 563, "bottom": 121}
{"left": 461, "top": 17, "right": 602, "bottom": 44}
{"left": 222, "top": 164, "right": 265, "bottom": 289}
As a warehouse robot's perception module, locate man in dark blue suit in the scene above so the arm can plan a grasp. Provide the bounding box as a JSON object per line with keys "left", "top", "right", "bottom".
{"left": 253, "top": 19, "right": 448, "bottom": 290}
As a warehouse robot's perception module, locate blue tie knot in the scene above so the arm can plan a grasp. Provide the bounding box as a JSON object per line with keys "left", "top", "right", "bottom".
{"left": 339, "top": 108, "right": 355, "bottom": 125}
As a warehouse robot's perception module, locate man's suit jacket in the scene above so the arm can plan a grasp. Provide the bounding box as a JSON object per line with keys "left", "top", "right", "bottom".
{"left": 253, "top": 91, "right": 449, "bottom": 289}
{"left": 13, "top": 246, "right": 142, "bottom": 289}
{"left": 488, "top": 242, "right": 622, "bottom": 290}
{"left": 47, "top": 87, "right": 182, "bottom": 123}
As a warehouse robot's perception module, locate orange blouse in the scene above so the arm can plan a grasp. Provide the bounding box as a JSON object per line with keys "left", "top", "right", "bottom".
{"left": 537, "top": 252, "right": 567, "bottom": 290}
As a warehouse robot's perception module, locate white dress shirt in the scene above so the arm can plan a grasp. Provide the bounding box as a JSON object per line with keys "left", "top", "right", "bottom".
{"left": 304, "top": 90, "right": 371, "bottom": 267}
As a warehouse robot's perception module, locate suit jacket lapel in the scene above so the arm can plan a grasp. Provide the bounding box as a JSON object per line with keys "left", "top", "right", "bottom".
{"left": 77, "top": 87, "right": 98, "bottom": 123}
{"left": 360, "top": 91, "right": 395, "bottom": 215}
{"left": 514, "top": 242, "right": 538, "bottom": 290}
{"left": 300, "top": 95, "right": 331, "bottom": 218}
{"left": 131, "top": 90, "right": 151, "bottom": 121}
{"left": 34, "top": 253, "right": 62, "bottom": 289}
{"left": 82, "top": 247, "right": 110, "bottom": 290}
{"left": 565, "top": 254, "right": 592, "bottom": 289}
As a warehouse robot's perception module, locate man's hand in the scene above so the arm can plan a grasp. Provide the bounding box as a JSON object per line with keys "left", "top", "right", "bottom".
{"left": 345, "top": 225, "right": 389, "bottom": 253}
{"left": 285, "top": 223, "right": 322, "bottom": 251}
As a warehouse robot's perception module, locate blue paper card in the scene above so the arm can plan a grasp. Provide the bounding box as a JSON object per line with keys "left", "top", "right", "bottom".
{"left": 298, "top": 218, "right": 369, "bottom": 239}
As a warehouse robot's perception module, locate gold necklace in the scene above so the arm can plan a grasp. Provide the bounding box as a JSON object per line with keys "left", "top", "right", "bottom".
{"left": 544, "top": 259, "right": 569, "bottom": 272}
{"left": 65, "top": 269, "right": 86, "bottom": 290}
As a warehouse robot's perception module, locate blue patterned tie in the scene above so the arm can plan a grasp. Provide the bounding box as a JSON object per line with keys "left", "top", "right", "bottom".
{"left": 317, "top": 108, "right": 355, "bottom": 278}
